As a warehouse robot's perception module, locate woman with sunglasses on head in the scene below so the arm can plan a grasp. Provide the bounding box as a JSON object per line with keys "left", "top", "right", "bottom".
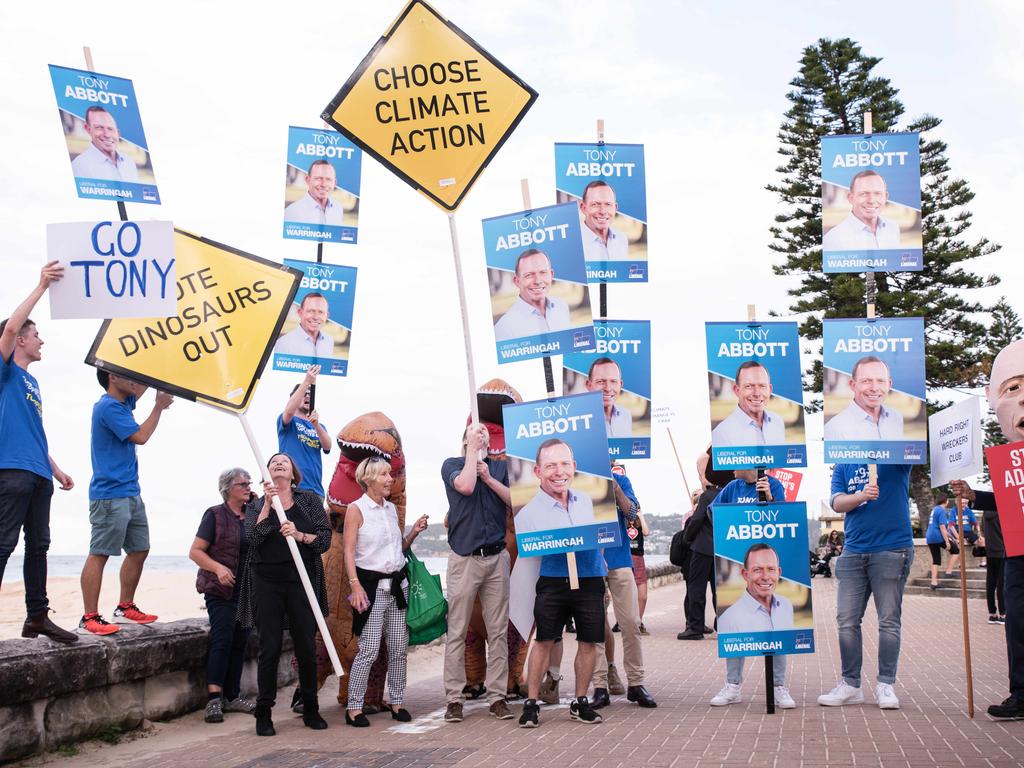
{"left": 189, "top": 467, "right": 257, "bottom": 724}
{"left": 237, "top": 452, "right": 331, "bottom": 736}
{"left": 344, "top": 456, "right": 428, "bottom": 727}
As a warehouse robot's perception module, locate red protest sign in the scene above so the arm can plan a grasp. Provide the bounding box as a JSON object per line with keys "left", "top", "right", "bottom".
{"left": 767, "top": 468, "right": 803, "bottom": 502}
{"left": 985, "top": 441, "right": 1024, "bottom": 558}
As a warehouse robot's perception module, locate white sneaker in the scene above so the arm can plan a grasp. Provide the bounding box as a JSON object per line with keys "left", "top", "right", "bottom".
{"left": 817, "top": 681, "right": 864, "bottom": 706}
{"left": 774, "top": 686, "right": 796, "bottom": 709}
{"left": 710, "top": 683, "right": 742, "bottom": 706}
{"left": 875, "top": 683, "right": 900, "bottom": 709}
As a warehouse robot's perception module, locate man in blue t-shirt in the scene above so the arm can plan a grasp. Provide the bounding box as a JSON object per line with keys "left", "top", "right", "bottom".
{"left": 277, "top": 364, "right": 331, "bottom": 497}
{"left": 0, "top": 262, "right": 76, "bottom": 644}
{"left": 818, "top": 463, "right": 913, "bottom": 711}
{"left": 79, "top": 370, "right": 173, "bottom": 635}
{"left": 715, "top": 469, "right": 786, "bottom": 506}
{"left": 518, "top": 440, "right": 608, "bottom": 729}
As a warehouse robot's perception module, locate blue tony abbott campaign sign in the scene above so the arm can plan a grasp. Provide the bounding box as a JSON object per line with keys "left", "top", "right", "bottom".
{"left": 283, "top": 126, "right": 362, "bottom": 244}
{"left": 706, "top": 322, "right": 806, "bottom": 471}
{"left": 273, "top": 259, "right": 357, "bottom": 377}
{"left": 49, "top": 65, "right": 160, "bottom": 205}
{"left": 563, "top": 319, "right": 651, "bottom": 459}
{"left": 821, "top": 133, "right": 922, "bottom": 273}
{"left": 483, "top": 202, "right": 595, "bottom": 363}
{"left": 714, "top": 501, "right": 814, "bottom": 658}
{"left": 823, "top": 317, "right": 927, "bottom": 464}
{"left": 503, "top": 391, "right": 618, "bottom": 557}
{"left": 554, "top": 142, "right": 647, "bottom": 283}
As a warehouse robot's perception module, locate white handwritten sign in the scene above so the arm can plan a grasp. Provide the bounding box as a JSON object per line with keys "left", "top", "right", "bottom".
{"left": 46, "top": 220, "right": 176, "bottom": 319}
{"left": 928, "top": 397, "right": 982, "bottom": 487}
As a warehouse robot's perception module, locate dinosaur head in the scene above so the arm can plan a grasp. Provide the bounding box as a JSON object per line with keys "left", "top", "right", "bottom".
{"left": 327, "top": 411, "right": 406, "bottom": 526}
{"left": 468, "top": 378, "right": 522, "bottom": 460}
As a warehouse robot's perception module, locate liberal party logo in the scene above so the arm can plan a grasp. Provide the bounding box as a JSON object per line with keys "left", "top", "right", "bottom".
{"left": 899, "top": 252, "right": 920, "bottom": 268}
{"left": 903, "top": 444, "right": 924, "bottom": 461}
{"left": 329, "top": 360, "right": 346, "bottom": 374}
{"left": 573, "top": 331, "right": 590, "bottom": 348}
{"left": 142, "top": 187, "right": 158, "bottom": 202}
{"left": 786, "top": 448, "right": 802, "bottom": 464}
{"left": 596, "top": 526, "right": 615, "bottom": 544}
{"left": 631, "top": 440, "right": 646, "bottom": 456}
{"left": 628, "top": 264, "right": 644, "bottom": 279}
{"left": 794, "top": 631, "right": 812, "bottom": 650}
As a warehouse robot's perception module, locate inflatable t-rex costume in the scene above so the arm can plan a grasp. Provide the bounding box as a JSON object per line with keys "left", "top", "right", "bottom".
{"left": 460, "top": 379, "right": 530, "bottom": 698}
{"left": 317, "top": 411, "right": 406, "bottom": 708}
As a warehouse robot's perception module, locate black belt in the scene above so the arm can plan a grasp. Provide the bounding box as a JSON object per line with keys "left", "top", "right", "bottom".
{"left": 469, "top": 541, "right": 505, "bottom": 557}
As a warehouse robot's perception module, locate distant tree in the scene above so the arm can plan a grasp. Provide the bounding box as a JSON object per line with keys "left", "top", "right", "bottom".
{"left": 768, "top": 38, "right": 1000, "bottom": 515}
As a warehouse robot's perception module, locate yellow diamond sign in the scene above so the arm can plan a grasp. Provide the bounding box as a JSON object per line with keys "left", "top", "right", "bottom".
{"left": 322, "top": 0, "right": 538, "bottom": 212}
{"left": 86, "top": 230, "right": 301, "bottom": 413}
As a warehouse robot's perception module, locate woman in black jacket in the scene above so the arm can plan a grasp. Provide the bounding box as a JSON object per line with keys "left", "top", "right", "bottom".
{"left": 237, "top": 453, "right": 331, "bottom": 736}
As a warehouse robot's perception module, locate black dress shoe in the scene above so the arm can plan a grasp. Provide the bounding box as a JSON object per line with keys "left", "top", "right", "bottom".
{"left": 590, "top": 687, "right": 610, "bottom": 709}
{"left": 386, "top": 704, "right": 412, "bottom": 722}
{"left": 255, "top": 705, "right": 275, "bottom": 736}
{"left": 988, "top": 697, "right": 1024, "bottom": 719}
{"left": 627, "top": 685, "right": 657, "bottom": 708}
{"left": 676, "top": 630, "right": 703, "bottom": 640}
{"left": 22, "top": 613, "right": 78, "bottom": 645}
{"left": 346, "top": 711, "right": 370, "bottom": 727}
{"left": 703, "top": 625, "right": 715, "bottom": 635}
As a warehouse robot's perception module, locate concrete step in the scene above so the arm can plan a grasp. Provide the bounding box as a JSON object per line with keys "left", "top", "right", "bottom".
{"left": 905, "top": 584, "right": 985, "bottom": 598}
{"left": 911, "top": 574, "right": 986, "bottom": 588}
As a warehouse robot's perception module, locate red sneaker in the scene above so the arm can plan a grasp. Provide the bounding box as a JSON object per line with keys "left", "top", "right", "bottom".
{"left": 113, "top": 602, "right": 158, "bottom": 624}
{"left": 78, "top": 613, "right": 120, "bottom": 635}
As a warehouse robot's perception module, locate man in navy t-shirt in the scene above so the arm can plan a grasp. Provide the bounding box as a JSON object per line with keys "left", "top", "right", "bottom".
{"left": 79, "top": 370, "right": 173, "bottom": 635}
{"left": 0, "top": 262, "right": 76, "bottom": 644}
{"left": 817, "top": 463, "right": 913, "bottom": 711}
{"left": 277, "top": 364, "right": 331, "bottom": 498}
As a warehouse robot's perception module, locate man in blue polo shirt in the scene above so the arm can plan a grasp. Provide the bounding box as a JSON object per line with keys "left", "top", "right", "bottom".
{"left": 818, "top": 463, "right": 913, "bottom": 710}
{"left": 0, "top": 262, "right": 77, "bottom": 645}
{"left": 79, "top": 370, "right": 173, "bottom": 635}
{"left": 277, "top": 364, "right": 331, "bottom": 498}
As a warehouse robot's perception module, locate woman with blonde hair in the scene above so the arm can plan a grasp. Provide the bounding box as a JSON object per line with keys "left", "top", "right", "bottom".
{"left": 344, "top": 456, "right": 428, "bottom": 727}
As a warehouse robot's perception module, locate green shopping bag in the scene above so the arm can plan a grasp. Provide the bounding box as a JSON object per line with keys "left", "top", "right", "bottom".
{"left": 409, "top": 616, "right": 447, "bottom": 646}
{"left": 405, "top": 551, "right": 447, "bottom": 632}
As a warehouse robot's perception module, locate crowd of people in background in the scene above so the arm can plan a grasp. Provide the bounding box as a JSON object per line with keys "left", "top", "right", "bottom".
{"left": 1, "top": 264, "right": 1023, "bottom": 737}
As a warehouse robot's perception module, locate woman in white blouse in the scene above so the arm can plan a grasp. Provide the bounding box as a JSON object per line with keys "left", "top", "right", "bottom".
{"left": 344, "top": 456, "right": 428, "bottom": 727}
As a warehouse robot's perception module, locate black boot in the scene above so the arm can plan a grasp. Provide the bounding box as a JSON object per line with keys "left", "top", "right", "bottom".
{"left": 255, "top": 704, "right": 275, "bottom": 736}
{"left": 303, "top": 696, "right": 328, "bottom": 730}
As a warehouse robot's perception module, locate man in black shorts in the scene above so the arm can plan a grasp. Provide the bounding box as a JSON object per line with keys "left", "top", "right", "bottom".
{"left": 519, "top": 540, "right": 607, "bottom": 727}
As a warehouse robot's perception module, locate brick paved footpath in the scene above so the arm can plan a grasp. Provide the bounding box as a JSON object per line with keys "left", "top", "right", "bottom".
{"left": 21, "top": 579, "right": 1024, "bottom": 768}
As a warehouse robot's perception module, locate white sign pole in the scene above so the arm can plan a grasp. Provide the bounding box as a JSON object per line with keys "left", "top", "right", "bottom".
{"left": 237, "top": 412, "right": 344, "bottom": 678}
{"left": 448, "top": 213, "right": 480, "bottom": 426}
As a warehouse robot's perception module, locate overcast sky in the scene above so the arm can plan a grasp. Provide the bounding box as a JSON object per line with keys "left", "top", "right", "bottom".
{"left": 2, "top": 0, "right": 1021, "bottom": 555}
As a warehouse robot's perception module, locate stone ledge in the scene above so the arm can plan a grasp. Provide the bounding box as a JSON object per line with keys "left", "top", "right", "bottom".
{"left": 0, "top": 618, "right": 296, "bottom": 763}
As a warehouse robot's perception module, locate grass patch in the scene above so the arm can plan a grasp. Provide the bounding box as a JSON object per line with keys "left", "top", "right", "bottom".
{"left": 52, "top": 744, "right": 80, "bottom": 757}
{"left": 94, "top": 725, "right": 123, "bottom": 745}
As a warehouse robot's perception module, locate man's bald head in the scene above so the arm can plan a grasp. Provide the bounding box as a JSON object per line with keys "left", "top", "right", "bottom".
{"left": 987, "top": 339, "right": 1024, "bottom": 442}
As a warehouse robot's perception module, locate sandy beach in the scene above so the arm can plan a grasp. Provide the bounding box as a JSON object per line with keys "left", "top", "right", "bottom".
{"left": 1, "top": 571, "right": 205, "bottom": 639}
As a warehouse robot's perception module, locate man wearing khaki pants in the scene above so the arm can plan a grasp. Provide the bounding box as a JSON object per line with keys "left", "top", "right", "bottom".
{"left": 440, "top": 424, "right": 514, "bottom": 721}
{"left": 591, "top": 466, "right": 657, "bottom": 709}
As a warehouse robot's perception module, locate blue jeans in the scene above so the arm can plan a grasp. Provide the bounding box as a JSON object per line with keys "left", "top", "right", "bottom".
{"left": 205, "top": 594, "right": 249, "bottom": 700}
{"left": 726, "top": 654, "right": 787, "bottom": 686}
{"left": 0, "top": 469, "right": 54, "bottom": 618}
{"left": 835, "top": 548, "right": 913, "bottom": 686}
